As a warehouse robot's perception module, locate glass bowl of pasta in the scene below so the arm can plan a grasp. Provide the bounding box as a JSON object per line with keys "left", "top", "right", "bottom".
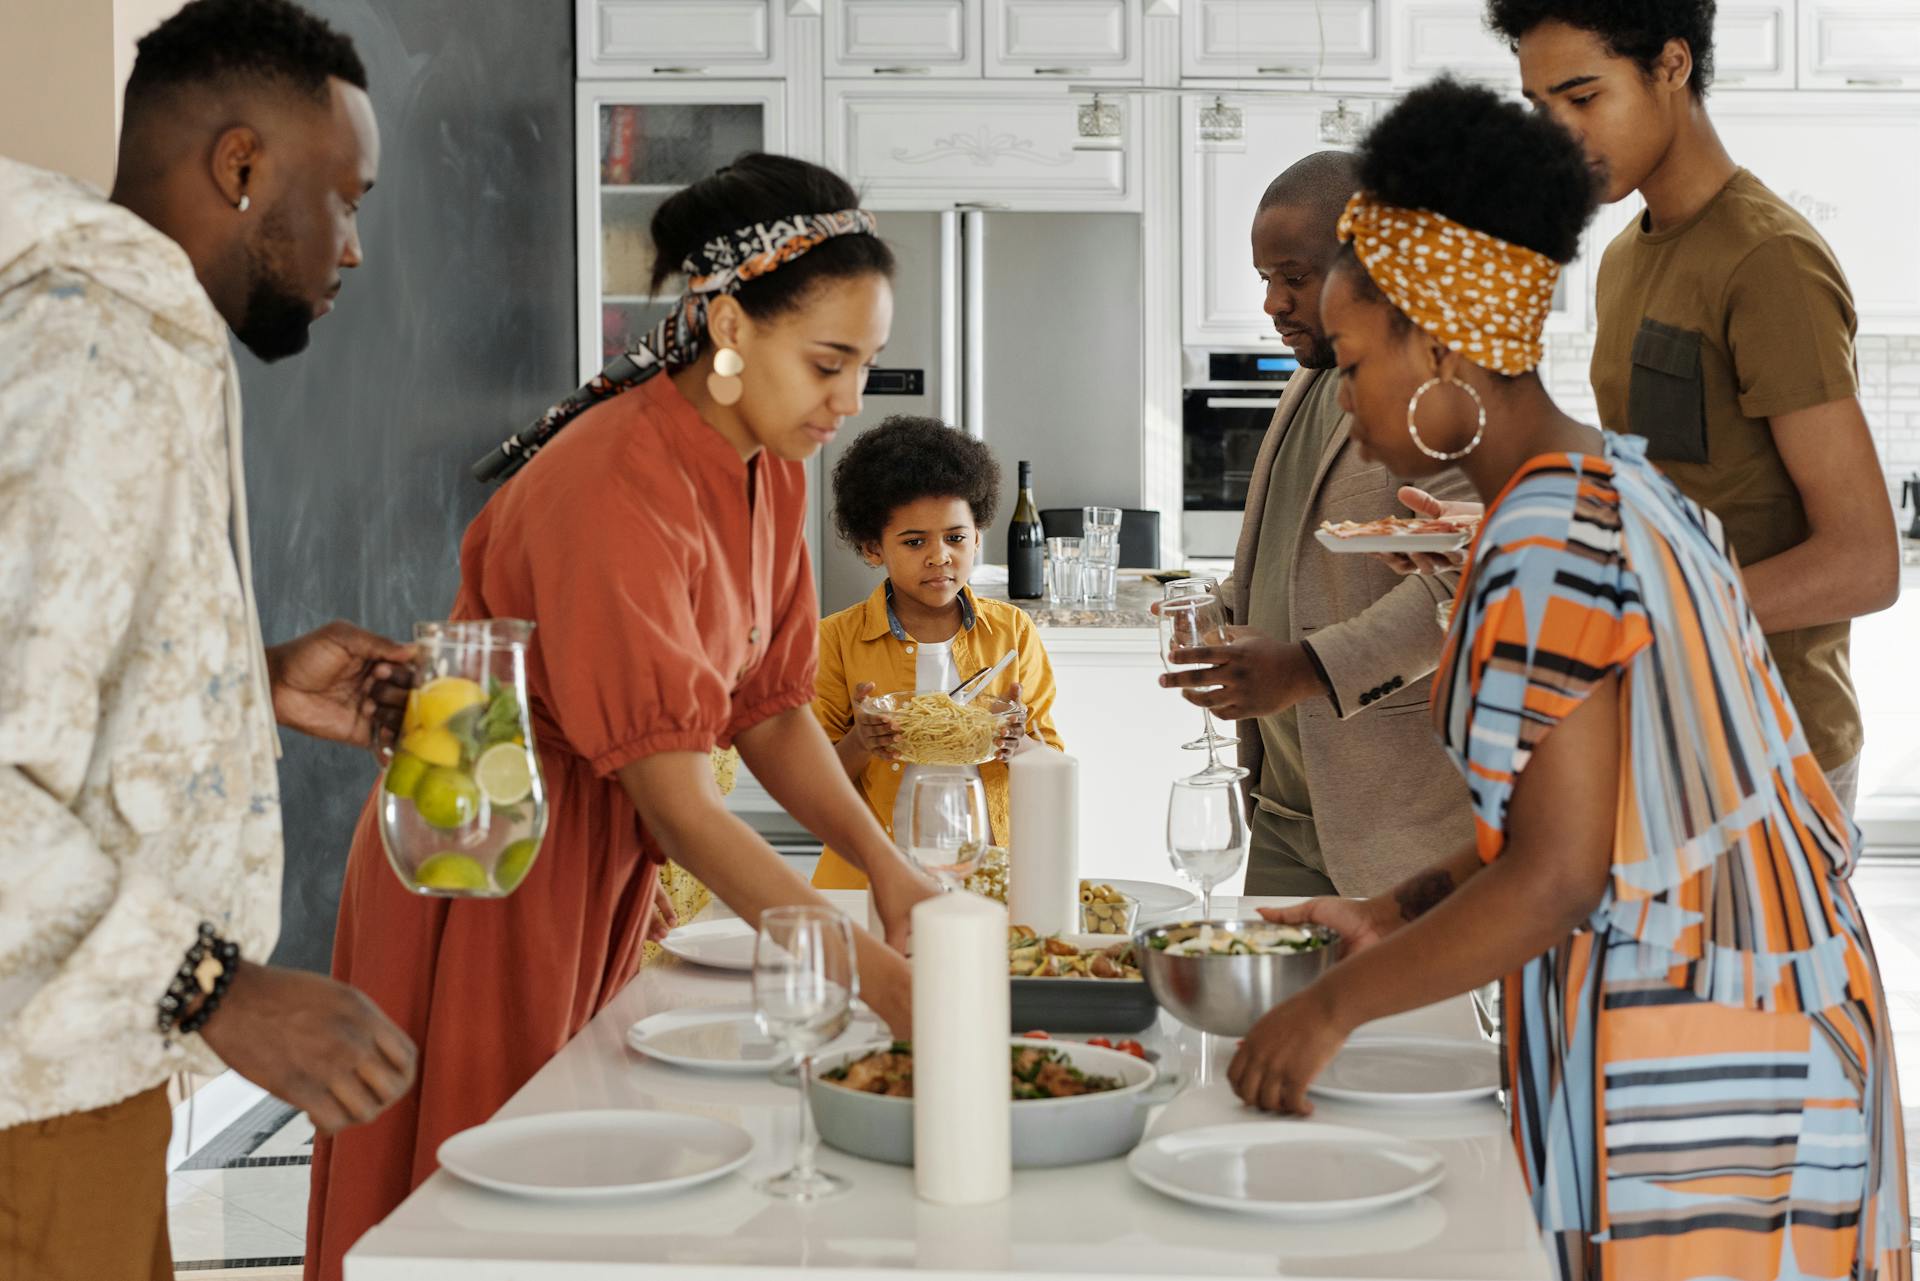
{"left": 860, "top": 689, "right": 1021, "bottom": 766}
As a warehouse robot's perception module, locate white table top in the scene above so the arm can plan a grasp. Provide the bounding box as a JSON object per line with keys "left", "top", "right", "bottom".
{"left": 347, "top": 892, "right": 1551, "bottom": 1280}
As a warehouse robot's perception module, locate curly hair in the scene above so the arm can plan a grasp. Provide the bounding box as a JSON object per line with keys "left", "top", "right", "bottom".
{"left": 1487, "top": 0, "right": 1716, "bottom": 95}
{"left": 124, "top": 0, "right": 367, "bottom": 115}
{"left": 1354, "top": 77, "right": 1595, "bottom": 264}
{"left": 831, "top": 417, "right": 1002, "bottom": 549}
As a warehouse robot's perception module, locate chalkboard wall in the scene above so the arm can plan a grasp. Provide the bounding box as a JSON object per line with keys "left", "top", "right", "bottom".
{"left": 237, "top": 0, "right": 575, "bottom": 972}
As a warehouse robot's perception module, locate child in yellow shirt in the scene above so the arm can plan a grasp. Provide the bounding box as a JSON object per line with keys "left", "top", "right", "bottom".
{"left": 812, "top": 416, "right": 1064, "bottom": 889}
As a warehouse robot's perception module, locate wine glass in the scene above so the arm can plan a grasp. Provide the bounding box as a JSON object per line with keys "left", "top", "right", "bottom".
{"left": 1166, "top": 776, "right": 1248, "bottom": 923}
{"left": 753, "top": 906, "right": 857, "bottom": 1202}
{"left": 1162, "top": 578, "right": 1235, "bottom": 753}
{"left": 1158, "top": 594, "right": 1248, "bottom": 785}
{"left": 905, "top": 774, "right": 989, "bottom": 890}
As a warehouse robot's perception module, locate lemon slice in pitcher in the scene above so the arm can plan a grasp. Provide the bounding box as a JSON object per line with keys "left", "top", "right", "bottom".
{"left": 406, "top": 677, "right": 487, "bottom": 735}
{"left": 474, "top": 743, "right": 534, "bottom": 806}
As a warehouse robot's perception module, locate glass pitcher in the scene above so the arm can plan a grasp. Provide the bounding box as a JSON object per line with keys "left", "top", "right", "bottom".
{"left": 377, "top": 620, "right": 548, "bottom": 898}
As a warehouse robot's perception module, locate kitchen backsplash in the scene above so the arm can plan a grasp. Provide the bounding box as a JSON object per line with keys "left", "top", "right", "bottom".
{"left": 1540, "top": 332, "right": 1920, "bottom": 504}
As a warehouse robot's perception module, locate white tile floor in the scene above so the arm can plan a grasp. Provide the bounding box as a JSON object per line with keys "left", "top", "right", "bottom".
{"left": 166, "top": 859, "right": 1920, "bottom": 1275}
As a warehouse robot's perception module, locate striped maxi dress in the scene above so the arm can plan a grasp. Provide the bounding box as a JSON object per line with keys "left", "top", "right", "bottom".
{"left": 1432, "top": 433, "right": 1908, "bottom": 1281}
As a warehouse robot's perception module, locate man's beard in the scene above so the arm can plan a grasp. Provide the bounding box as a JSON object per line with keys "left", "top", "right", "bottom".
{"left": 234, "top": 210, "right": 315, "bottom": 363}
{"left": 1287, "top": 329, "right": 1337, "bottom": 370}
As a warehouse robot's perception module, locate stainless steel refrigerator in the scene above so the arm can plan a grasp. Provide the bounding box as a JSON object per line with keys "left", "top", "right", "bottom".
{"left": 814, "top": 210, "right": 1146, "bottom": 614}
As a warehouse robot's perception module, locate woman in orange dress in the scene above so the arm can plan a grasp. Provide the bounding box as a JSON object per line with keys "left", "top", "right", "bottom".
{"left": 305, "top": 155, "right": 938, "bottom": 1281}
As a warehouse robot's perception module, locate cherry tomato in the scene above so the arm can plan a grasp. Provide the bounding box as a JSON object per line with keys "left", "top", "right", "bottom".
{"left": 1020, "top": 1030, "right": 1050, "bottom": 1040}
{"left": 1116, "top": 1039, "right": 1147, "bottom": 1059}
{"left": 1087, "top": 1037, "right": 1113, "bottom": 1049}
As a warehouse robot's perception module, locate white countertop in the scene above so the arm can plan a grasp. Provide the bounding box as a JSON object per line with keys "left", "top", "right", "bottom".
{"left": 347, "top": 892, "right": 1551, "bottom": 1280}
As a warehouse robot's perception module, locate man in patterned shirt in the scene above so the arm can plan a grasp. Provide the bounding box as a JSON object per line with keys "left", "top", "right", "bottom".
{"left": 0, "top": 3, "right": 421, "bottom": 1276}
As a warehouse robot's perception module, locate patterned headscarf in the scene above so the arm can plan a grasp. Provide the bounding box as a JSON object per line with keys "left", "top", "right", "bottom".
{"left": 472, "top": 208, "right": 879, "bottom": 483}
{"left": 1335, "top": 193, "right": 1561, "bottom": 377}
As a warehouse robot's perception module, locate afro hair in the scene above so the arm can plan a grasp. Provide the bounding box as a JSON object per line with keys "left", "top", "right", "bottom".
{"left": 1354, "top": 77, "right": 1596, "bottom": 264}
{"left": 831, "top": 417, "right": 1003, "bottom": 550}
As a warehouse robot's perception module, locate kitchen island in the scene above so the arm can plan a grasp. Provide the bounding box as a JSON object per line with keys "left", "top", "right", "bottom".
{"left": 347, "top": 891, "right": 1550, "bottom": 1281}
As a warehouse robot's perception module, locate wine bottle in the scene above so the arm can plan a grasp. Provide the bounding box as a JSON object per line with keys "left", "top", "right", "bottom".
{"left": 1008, "top": 461, "right": 1044, "bottom": 600}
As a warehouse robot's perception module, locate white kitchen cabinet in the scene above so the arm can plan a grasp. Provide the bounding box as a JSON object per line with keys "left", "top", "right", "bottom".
{"left": 985, "top": 0, "right": 1143, "bottom": 78}
{"left": 1391, "top": 0, "right": 1516, "bottom": 88}
{"left": 575, "top": 82, "right": 787, "bottom": 380}
{"left": 827, "top": 0, "right": 982, "bottom": 78}
{"left": 1713, "top": 2, "right": 1794, "bottom": 89}
{"left": 1181, "top": 94, "right": 1372, "bottom": 347}
{"left": 577, "top": 0, "right": 786, "bottom": 79}
{"left": 1799, "top": 3, "right": 1920, "bottom": 88}
{"left": 1182, "top": 0, "right": 1387, "bottom": 80}
{"left": 1712, "top": 93, "right": 1920, "bottom": 331}
{"left": 825, "top": 80, "right": 1140, "bottom": 210}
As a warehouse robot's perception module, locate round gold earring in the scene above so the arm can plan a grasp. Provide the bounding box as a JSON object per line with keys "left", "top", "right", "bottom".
{"left": 707, "top": 346, "right": 745, "bottom": 407}
{"left": 1407, "top": 375, "right": 1486, "bottom": 461}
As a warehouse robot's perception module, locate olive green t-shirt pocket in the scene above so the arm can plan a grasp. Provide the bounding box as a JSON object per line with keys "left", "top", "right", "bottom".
{"left": 1627, "top": 319, "right": 1709, "bottom": 464}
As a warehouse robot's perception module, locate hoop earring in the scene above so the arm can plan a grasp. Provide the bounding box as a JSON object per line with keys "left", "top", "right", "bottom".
{"left": 1407, "top": 376, "right": 1486, "bottom": 462}
{"left": 707, "top": 346, "right": 745, "bottom": 407}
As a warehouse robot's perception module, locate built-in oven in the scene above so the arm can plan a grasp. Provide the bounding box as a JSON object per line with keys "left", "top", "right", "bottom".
{"left": 1182, "top": 351, "right": 1298, "bottom": 559}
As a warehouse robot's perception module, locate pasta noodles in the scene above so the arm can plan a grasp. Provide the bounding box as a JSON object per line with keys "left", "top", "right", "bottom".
{"left": 888, "top": 692, "right": 1004, "bottom": 765}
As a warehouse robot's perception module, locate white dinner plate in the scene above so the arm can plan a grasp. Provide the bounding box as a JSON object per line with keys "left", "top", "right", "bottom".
{"left": 660, "top": 918, "right": 757, "bottom": 972}
{"left": 1315, "top": 529, "right": 1471, "bottom": 556}
{"left": 627, "top": 1002, "right": 885, "bottom": 1074}
{"left": 1128, "top": 1121, "right": 1445, "bottom": 1219}
{"left": 1310, "top": 1036, "right": 1502, "bottom": 1107}
{"left": 437, "top": 1110, "right": 753, "bottom": 1199}
{"left": 1089, "top": 878, "right": 1198, "bottom": 920}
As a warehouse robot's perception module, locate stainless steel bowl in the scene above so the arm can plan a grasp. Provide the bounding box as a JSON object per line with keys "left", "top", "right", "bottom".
{"left": 1133, "top": 919, "right": 1338, "bottom": 1037}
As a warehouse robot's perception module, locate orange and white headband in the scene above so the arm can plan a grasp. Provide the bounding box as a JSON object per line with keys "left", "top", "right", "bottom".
{"left": 1336, "top": 194, "right": 1561, "bottom": 377}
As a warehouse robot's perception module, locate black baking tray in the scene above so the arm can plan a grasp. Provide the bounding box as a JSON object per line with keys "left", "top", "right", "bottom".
{"left": 1009, "top": 977, "right": 1159, "bottom": 1034}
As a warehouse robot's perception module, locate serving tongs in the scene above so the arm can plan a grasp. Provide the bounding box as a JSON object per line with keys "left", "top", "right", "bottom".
{"left": 948, "top": 650, "right": 1017, "bottom": 705}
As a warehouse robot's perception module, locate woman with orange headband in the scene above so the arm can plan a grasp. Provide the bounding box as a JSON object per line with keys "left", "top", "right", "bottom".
{"left": 304, "top": 155, "right": 939, "bottom": 1280}
{"left": 1235, "top": 81, "right": 1907, "bottom": 1280}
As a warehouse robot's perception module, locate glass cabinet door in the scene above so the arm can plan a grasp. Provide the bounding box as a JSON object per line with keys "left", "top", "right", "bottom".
{"left": 578, "top": 84, "right": 785, "bottom": 378}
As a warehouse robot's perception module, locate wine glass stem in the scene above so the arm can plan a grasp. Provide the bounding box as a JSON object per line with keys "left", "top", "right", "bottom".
{"left": 793, "top": 1052, "right": 818, "bottom": 1182}
{"left": 1200, "top": 885, "right": 1213, "bottom": 922}
{"left": 1201, "top": 709, "right": 1223, "bottom": 771}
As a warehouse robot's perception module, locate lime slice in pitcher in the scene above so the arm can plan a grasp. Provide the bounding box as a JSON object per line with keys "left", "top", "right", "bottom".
{"left": 494, "top": 838, "right": 541, "bottom": 892}
{"left": 383, "top": 751, "right": 430, "bottom": 800}
{"left": 414, "top": 768, "right": 480, "bottom": 830}
{"left": 474, "top": 743, "right": 534, "bottom": 806}
{"left": 414, "top": 852, "right": 489, "bottom": 892}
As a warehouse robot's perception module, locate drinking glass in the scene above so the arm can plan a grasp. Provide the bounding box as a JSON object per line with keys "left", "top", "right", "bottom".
{"left": 1082, "top": 506, "right": 1122, "bottom": 609}
{"left": 376, "top": 620, "right": 548, "bottom": 898}
{"left": 906, "top": 774, "right": 990, "bottom": 889}
{"left": 1158, "top": 595, "right": 1248, "bottom": 785}
{"left": 1045, "top": 536, "right": 1085, "bottom": 608}
{"left": 753, "top": 906, "right": 857, "bottom": 1201}
{"left": 1162, "top": 578, "right": 1236, "bottom": 753}
{"left": 1166, "top": 776, "right": 1248, "bottom": 922}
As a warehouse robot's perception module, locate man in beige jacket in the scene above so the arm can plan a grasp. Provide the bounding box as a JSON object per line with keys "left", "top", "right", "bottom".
{"left": 1164, "top": 153, "right": 1474, "bottom": 897}
{"left": 0, "top": 4, "right": 418, "bottom": 1276}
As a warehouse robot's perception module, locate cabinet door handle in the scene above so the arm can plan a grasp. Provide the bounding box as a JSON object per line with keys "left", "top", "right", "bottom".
{"left": 1257, "top": 65, "right": 1312, "bottom": 76}
{"left": 873, "top": 65, "right": 933, "bottom": 75}
{"left": 1032, "top": 66, "right": 1092, "bottom": 76}
{"left": 652, "top": 66, "right": 708, "bottom": 75}
{"left": 1846, "top": 76, "right": 1904, "bottom": 87}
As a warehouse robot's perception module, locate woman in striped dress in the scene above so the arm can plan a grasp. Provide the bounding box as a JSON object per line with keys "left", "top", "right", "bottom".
{"left": 1227, "top": 80, "right": 1908, "bottom": 1280}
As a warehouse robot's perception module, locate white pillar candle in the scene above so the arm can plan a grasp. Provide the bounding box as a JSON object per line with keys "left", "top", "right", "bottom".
{"left": 911, "top": 891, "right": 1010, "bottom": 1205}
{"left": 1008, "top": 748, "right": 1079, "bottom": 937}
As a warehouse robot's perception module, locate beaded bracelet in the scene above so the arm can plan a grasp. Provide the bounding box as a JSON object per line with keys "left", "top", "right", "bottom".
{"left": 156, "top": 922, "right": 241, "bottom": 1041}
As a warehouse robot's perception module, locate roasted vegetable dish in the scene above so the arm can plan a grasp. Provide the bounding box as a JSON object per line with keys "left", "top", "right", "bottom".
{"left": 821, "top": 1042, "right": 1126, "bottom": 1100}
